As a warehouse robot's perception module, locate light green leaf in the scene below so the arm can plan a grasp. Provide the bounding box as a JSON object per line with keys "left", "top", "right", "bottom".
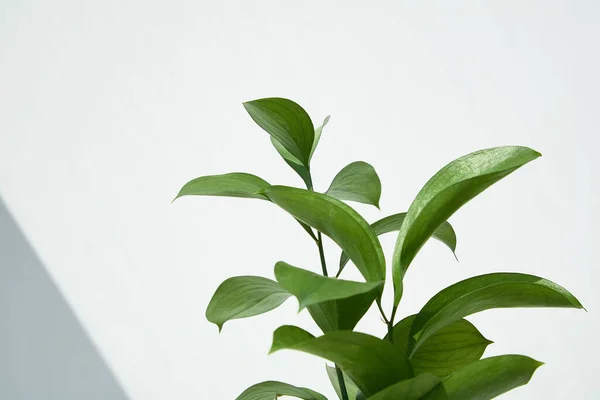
{"left": 235, "top": 381, "right": 327, "bottom": 400}
{"left": 338, "top": 213, "right": 457, "bottom": 277}
{"left": 262, "top": 186, "right": 385, "bottom": 282}
{"left": 174, "top": 172, "right": 270, "bottom": 200}
{"left": 409, "top": 273, "right": 584, "bottom": 356}
{"left": 307, "top": 290, "right": 379, "bottom": 333}
{"left": 387, "top": 315, "right": 492, "bottom": 377}
{"left": 270, "top": 326, "right": 412, "bottom": 397}
{"left": 310, "top": 115, "right": 330, "bottom": 161}
{"left": 440, "top": 355, "right": 543, "bottom": 400}
{"left": 392, "top": 146, "right": 541, "bottom": 305}
{"left": 367, "top": 373, "right": 446, "bottom": 400}
{"left": 244, "top": 98, "right": 315, "bottom": 167}
{"left": 326, "top": 365, "right": 361, "bottom": 400}
{"left": 326, "top": 161, "right": 382, "bottom": 208}
{"left": 205, "top": 276, "right": 291, "bottom": 331}
{"left": 274, "top": 262, "right": 383, "bottom": 310}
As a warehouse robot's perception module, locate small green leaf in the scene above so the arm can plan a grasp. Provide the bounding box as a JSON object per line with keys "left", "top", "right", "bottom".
{"left": 262, "top": 186, "right": 385, "bottom": 282}
{"left": 392, "top": 146, "right": 541, "bottom": 305}
{"left": 387, "top": 315, "right": 492, "bottom": 377}
{"left": 310, "top": 115, "right": 330, "bottom": 161}
{"left": 440, "top": 355, "right": 544, "bottom": 400}
{"left": 409, "top": 273, "right": 584, "bottom": 356}
{"left": 244, "top": 98, "right": 315, "bottom": 167}
{"left": 235, "top": 381, "right": 327, "bottom": 400}
{"left": 307, "top": 290, "right": 379, "bottom": 333}
{"left": 274, "top": 261, "right": 383, "bottom": 310}
{"left": 205, "top": 276, "right": 291, "bottom": 331}
{"left": 338, "top": 213, "right": 457, "bottom": 277}
{"left": 326, "top": 161, "right": 382, "bottom": 208}
{"left": 174, "top": 172, "right": 270, "bottom": 200}
{"left": 367, "top": 373, "right": 446, "bottom": 400}
{"left": 270, "top": 326, "right": 412, "bottom": 397}
{"left": 326, "top": 365, "right": 361, "bottom": 400}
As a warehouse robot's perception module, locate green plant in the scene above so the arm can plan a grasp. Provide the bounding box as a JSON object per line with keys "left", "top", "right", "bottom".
{"left": 174, "top": 98, "right": 584, "bottom": 400}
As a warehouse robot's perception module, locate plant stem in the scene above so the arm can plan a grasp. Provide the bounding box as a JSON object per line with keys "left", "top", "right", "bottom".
{"left": 335, "top": 365, "right": 350, "bottom": 400}
{"left": 387, "top": 304, "right": 399, "bottom": 344}
{"left": 307, "top": 172, "right": 349, "bottom": 400}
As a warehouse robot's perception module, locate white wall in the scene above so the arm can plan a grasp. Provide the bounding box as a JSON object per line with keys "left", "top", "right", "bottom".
{"left": 0, "top": 1, "right": 598, "bottom": 399}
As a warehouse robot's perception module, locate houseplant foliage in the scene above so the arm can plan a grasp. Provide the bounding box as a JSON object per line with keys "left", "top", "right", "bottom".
{"left": 174, "top": 98, "right": 584, "bottom": 400}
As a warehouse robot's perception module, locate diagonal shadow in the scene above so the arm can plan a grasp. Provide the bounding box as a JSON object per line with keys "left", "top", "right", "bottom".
{"left": 0, "top": 197, "right": 130, "bottom": 400}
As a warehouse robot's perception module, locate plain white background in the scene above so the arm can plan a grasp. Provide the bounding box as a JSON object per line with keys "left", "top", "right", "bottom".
{"left": 1, "top": 1, "right": 598, "bottom": 399}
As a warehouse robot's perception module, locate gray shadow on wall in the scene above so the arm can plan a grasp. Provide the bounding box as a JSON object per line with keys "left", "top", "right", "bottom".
{"left": 0, "top": 197, "right": 130, "bottom": 400}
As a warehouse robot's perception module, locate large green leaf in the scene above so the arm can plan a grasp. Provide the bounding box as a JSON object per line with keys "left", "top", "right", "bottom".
{"left": 439, "top": 355, "right": 543, "bottom": 400}
{"left": 392, "top": 146, "right": 541, "bottom": 305}
{"left": 270, "top": 116, "right": 330, "bottom": 189}
{"left": 244, "top": 98, "right": 315, "bottom": 167}
{"left": 307, "top": 290, "right": 380, "bottom": 333}
{"left": 367, "top": 373, "right": 446, "bottom": 400}
{"left": 338, "top": 213, "right": 457, "bottom": 277}
{"left": 262, "top": 186, "right": 385, "bottom": 282}
{"left": 270, "top": 326, "right": 412, "bottom": 397}
{"left": 326, "top": 161, "right": 382, "bottom": 208}
{"left": 205, "top": 276, "right": 291, "bottom": 331}
{"left": 387, "top": 315, "right": 492, "bottom": 377}
{"left": 274, "top": 261, "right": 383, "bottom": 310}
{"left": 326, "top": 365, "right": 361, "bottom": 400}
{"left": 174, "top": 172, "right": 270, "bottom": 200}
{"left": 235, "top": 381, "right": 327, "bottom": 400}
{"left": 409, "top": 273, "right": 584, "bottom": 356}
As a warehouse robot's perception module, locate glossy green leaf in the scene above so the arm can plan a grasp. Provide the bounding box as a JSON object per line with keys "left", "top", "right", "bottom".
{"left": 326, "top": 365, "right": 361, "bottom": 400}
{"left": 392, "top": 146, "right": 541, "bottom": 305}
{"left": 409, "top": 273, "right": 584, "bottom": 356}
{"left": 440, "top": 355, "right": 543, "bottom": 400}
{"left": 262, "top": 186, "right": 385, "bottom": 282}
{"left": 244, "top": 98, "right": 315, "bottom": 167}
{"left": 274, "top": 261, "right": 383, "bottom": 310}
{"left": 387, "top": 315, "right": 492, "bottom": 377}
{"left": 174, "top": 172, "right": 270, "bottom": 201}
{"left": 270, "top": 326, "right": 412, "bottom": 396}
{"left": 205, "top": 276, "right": 291, "bottom": 331}
{"left": 307, "top": 290, "right": 380, "bottom": 333}
{"left": 326, "top": 161, "right": 382, "bottom": 208}
{"left": 367, "top": 373, "right": 446, "bottom": 400}
{"left": 235, "top": 381, "right": 327, "bottom": 400}
{"left": 338, "top": 213, "right": 457, "bottom": 277}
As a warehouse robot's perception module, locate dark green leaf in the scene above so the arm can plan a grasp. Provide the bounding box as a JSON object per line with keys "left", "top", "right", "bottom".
{"left": 174, "top": 172, "right": 270, "bottom": 201}
{"left": 262, "top": 186, "right": 385, "bottom": 282}
{"left": 338, "top": 213, "right": 457, "bottom": 277}
{"left": 326, "top": 365, "right": 361, "bottom": 400}
{"left": 307, "top": 290, "right": 379, "bottom": 333}
{"left": 440, "top": 355, "right": 543, "bottom": 400}
{"left": 326, "top": 161, "right": 382, "bottom": 208}
{"left": 235, "top": 381, "right": 327, "bottom": 400}
{"left": 274, "top": 261, "right": 383, "bottom": 310}
{"left": 392, "top": 146, "right": 541, "bottom": 305}
{"left": 387, "top": 315, "right": 492, "bottom": 377}
{"left": 409, "top": 273, "right": 584, "bottom": 356}
{"left": 270, "top": 326, "right": 412, "bottom": 397}
{"left": 205, "top": 276, "right": 291, "bottom": 331}
{"left": 367, "top": 373, "right": 446, "bottom": 400}
{"left": 244, "top": 98, "right": 315, "bottom": 167}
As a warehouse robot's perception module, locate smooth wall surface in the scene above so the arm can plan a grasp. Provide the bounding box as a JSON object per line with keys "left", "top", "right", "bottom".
{"left": 1, "top": 1, "right": 598, "bottom": 399}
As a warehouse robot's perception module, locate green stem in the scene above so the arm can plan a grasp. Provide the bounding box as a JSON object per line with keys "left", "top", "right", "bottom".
{"left": 316, "top": 231, "right": 328, "bottom": 277}
{"left": 335, "top": 365, "right": 350, "bottom": 400}
{"left": 387, "top": 304, "right": 399, "bottom": 344}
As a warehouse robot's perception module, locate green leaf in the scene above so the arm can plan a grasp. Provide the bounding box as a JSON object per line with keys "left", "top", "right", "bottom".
{"left": 262, "top": 186, "right": 385, "bottom": 282}
{"left": 367, "top": 373, "right": 446, "bottom": 400}
{"left": 244, "top": 97, "right": 315, "bottom": 167}
{"left": 326, "top": 161, "right": 382, "bottom": 208}
{"left": 326, "top": 365, "right": 361, "bottom": 400}
{"left": 387, "top": 315, "right": 492, "bottom": 377}
{"left": 270, "top": 326, "right": 412, "bottom": 397}
{"left": 440, "top": 355, "right": 543, "bottom": 400}
{"left": 392, "top": 146, "right": 541, "bottom": 305}
{"left": 274, "top": 261, "right": 383, "bottom": 310}
{"left": 338, "top": 213, "right": 457, "bottom": 277}
{"left": 174, "top": 172, "right": 270, "bottom": 201}
{"left": 235, "top": 381, "right": 327, "bottom": 400}
{"left": 310, "top": 115, "right": 330, "bottom": 161}
{"left": 205, "top": 276, "right": 291, "bottom": 331}
{"left": 307, "top": 290, "right": 379, "bottom": 333}
{"left": 409, "top": 273, "right": 584, "bottom": 356}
